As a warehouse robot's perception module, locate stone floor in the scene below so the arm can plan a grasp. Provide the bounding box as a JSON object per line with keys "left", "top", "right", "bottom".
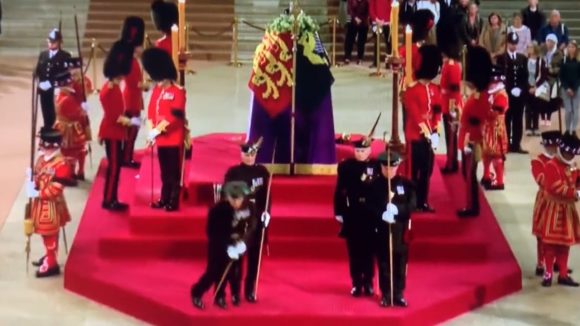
{"left": 0, "top": 58, "right": 579, "bottom": 325}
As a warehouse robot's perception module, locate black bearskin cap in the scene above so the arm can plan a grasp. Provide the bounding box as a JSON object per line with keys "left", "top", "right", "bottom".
{"left": 466, "top": 46, "right": 492, "bottom": 92}
{"left": 103, "top": 41, "right": 133, "bottom": 79}
{"left": 415, "top": 45, "right": 442, "bottom": 80}
{"left": 151, "top": 0, "right": 178, "bottom": 34}
{"left": 411, "top": 10, "right": 435, "bottom": 43}
{"left": 142, "top": 47, "right": 177, "bottom": 81}
{"left": 121, "top": 16, "right": 145, "bottom": 47}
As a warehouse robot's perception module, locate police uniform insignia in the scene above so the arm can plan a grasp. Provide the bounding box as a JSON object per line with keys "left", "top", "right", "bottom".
{"left": 251, "top": 177, "right": 263, "bottom": 192}
{"left": 396, "top": 185, "right": 405, "bottom": 195}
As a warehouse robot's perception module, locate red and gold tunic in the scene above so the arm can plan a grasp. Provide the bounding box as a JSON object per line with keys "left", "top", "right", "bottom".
{"left": 122, "top": 58, "right": 144, "bottom": 116}
{"left": 440, "top": 59, "right": 463, "bottom": 115}
{"left": 147, "top": 83, "right": 186, "bottom": 147}
{"left": 482, "top": 84, "right": 509, "bottom": 158}
{"left": 54, "top": 90, "right": 88, "bottom": 150}
{"left": 538, "top": 158, "right": 580, "bottom": 246}
{"left": 531, "top": 153, "right": 552, "bottom": 236}
{"left": 30, "top": 152, "right": 72, "bottom": 236}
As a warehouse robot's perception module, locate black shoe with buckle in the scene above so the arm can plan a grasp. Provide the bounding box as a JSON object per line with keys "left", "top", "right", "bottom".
{"left": 457, "top": 208, "right": 479, "bottom": 218}
{"left": 394, "top": 297, "right": 408, "bottom": 307}
{"left": 363, "top": 284, "right": 374, "bottom": 297}
{"left": 380, "top": 296, "right": 391, "bottom": 307}
{"left": 351, "top": 286, "right": 362, "bottom": 297}
{"left": 541, "top": 274, "right": 552, "bottom": 287}
{"left": 558, "top": 276, "right": 580, "bottom": 287}
{"left": 102, "top": 201, "right": 129, "bottom": 212}
{"left": 245, "top": 293, "right": 257, "bottom": 303}
{"left": 35, "top": 265, "right": 61, "bottom": 278}
{"left": 150, "top": 200, "right": 166, "bottom": 209}
{"left": 535, "top": 266, "right": 545, "bottom": 277}
{"left": 214, "top": 297, "right": 227, "bottom": 309}
{"left": 232, "top": 294, "right": 240, "bottom": 306}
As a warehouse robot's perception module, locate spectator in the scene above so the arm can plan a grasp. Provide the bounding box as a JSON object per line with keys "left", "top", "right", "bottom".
{"left": 480, "top": 12, "right": 507, "bottom": 63}
{"left": 417, "top": 0, "right": 440, "bottom": 44}
{"left": 459, "top": 2, "right": 483, "bottom": 47}
{"left": 456, "top": 0, "right": 469, "bottom": 17}
{"left": 344, "top": 0, "right": 369, "bottom": 65}
{"left": 559, "top": 41, "right": 580, "bottom": 135}
{"left": 339, "top": 0, "right": 348, "bottom": 30}
{"left": 400, "top": 0, "right": 417, "bottom": 26}
{"left": 369, "top": 0, "right": 392, "bottom": 68}
{"left": 538, "top": 10, "right": 569, "bottom": 50}
{"left": 526, "top": 42, "right": 549, "bottom": 133}
{"left": 521, "top": 0, "right": 546, "bottom": 43}
{"left": 508, "top": 12, "right": 532, "bottom": 55}
{"left": 544, "top": 34, "right": 564, "bottom": 122}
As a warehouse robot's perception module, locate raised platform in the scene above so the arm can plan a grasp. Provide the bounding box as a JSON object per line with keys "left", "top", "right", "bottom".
{"left": 64, "top": 133, "right": 521, "bottom": 326}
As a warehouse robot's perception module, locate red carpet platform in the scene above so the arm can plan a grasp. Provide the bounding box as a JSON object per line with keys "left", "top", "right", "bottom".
{"left": 64, "top": 133, "right": 521, "bottom": 326}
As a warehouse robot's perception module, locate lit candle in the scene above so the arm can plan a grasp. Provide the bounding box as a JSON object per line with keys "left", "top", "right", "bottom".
{"left": 171, "top": 24, "right": 179, "bottom": 71}
{"left": 391, "top": 0, "right": 399, "bottom": 58}
{"left": 178, "top": 0, "right": 186, "bottom": 52}
{"left": 405, "top": 24, "right": 413, "bottom": 86}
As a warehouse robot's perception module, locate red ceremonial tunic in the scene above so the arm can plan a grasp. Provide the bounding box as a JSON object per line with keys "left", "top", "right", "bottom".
{"left": 72, "top": 76, "right": 94, "bottom": 103}
{"left": 458, "top": 91, "right": 490, "bottom": 149}
{"left": 531, "top": 153, "right": 552, "bottom": 236}
{"left": 482, "top": 84, "right": 509, "bottom": 158}
{"left": 369, "top": 0, "right": 392, "bottom": 22}
{"left": 403, "top": 81, "right": 442, "bottom": 142}
{"left": 54, "top": 90, "right": 88, "bottom": 150}
{"left": 155, "top": 35, "right": 173, "bottom": 57}
{"left": 440, "top": 59, "right": 463, "bottom": 114}
{"left": 31, "top": 152, "right": 72, "bottom": 236}
{"left": 98, "top": 81, "right": 127, "bottom": 141}
{"left": 122, "top": 58, "right": 144, "bottom": 116}
{"left": 539, "top": 158, "right": 580, "bottom": 246}
{"left": 147, "top": 83, "right": 186, "bottom": 147}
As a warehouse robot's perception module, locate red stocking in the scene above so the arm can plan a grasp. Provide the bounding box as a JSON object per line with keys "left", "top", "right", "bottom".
{"left": 77, "top": 148, "right": 87, "bottom": 176}
{"left": 40, "top": 234, "right": 58, "bottom": 271}
{"left": 493, "top": 159, "right": 504, "bottom": 185}
{"left": 543, "top": 244, "right": 556, "bottom": 279}
{"left": 483, "top": 157, "right": 492, "bottom": 180}
{"left": 536, "top": 237, "right": 544, "bottom": 267}
{"left": 556, "top": 245, "right": 570, "bottom": 278}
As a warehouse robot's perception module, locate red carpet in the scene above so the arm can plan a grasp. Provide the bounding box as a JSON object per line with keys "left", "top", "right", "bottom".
{"left": 64, "top": 133, "right": 521, "bottom": 326}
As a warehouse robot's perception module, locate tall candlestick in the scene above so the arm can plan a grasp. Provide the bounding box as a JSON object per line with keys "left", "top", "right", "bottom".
{"left": 171, "top": 24, "right": 179, "bottom": 72}
{"left": 391, "top": 0, "right": 399, "bottom": 58}
{"left": 178, "top": 0, "right": 186, "bottom": 51}
{"left": 404, "top": 25, "right": 413, "bottom": 86}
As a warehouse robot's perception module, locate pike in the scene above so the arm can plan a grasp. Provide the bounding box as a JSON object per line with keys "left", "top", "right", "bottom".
{"left": 74, "top": 10, "right": 93, "bottom": 168}
{"left": 367, "top": 112, "right": 382, "bottom": 140}
{"left": 25, "top": 71, "right": 40, "bottom": 273}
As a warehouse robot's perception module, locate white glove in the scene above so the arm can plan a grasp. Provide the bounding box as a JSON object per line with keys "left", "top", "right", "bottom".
{"left": 26, "top": 180, "right": 39, "bottom": 199}
{"left": 261, "top": 212, "right": 271, "bottom": 228}
{"left": 511, "top": 87, "right": 522, "bottom": 97}
{"left": 386, "top": 203, "right": 398, "bottom": 215}
{"left": 382, "top": 211, "right": 395, "bottom": 224}
{"left": 227, "top": 245, "right": 240, "bottom": 260}
{"left": 430, "top": 133, "right": 440, "bottom": 150}
{"left": 38, "top": 81, "right": 52, "bottom": 91}
{"left": 25, "top": 167, "right": 32, "bottom": 180}
{"left": 235, "top": 241, "right": 247, "bottom": 255}
{"left": 335, "top": 215, "right": 343, "bottom": 223}
{"left": 147, "top": 129, "right": 161, "bottom": 142}
{"left": 450, "top": 111, "right": 457, "bottom": 119}
{"left": 463, "top": 146, "right": 473, "bottom": 154}
{"left": 576, "top": 190, "right": 580, "bottom": 200}
{"left": 130, "top": 117, "right": 141, "bottom": 127}
{"left": 81, "top": 102, "right": 89, "bottom": 113}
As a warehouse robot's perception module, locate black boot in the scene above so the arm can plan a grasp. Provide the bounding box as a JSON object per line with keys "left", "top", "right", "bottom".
{"left": 232, "top": 294, "right": 240, "bottom": 306}
{"left": 535, "top": 266, "right": 545, "bottom": 277}
{"left": 480, "top": 178, "right": 492, "bottom": 189}
{"left": 457, "top": 208, "right": 479, "bottom": 218}
{"left": 363, "top": 284, "right": 374, "bottom": 297}
{"left": 214, "top": 297, "right": 227, "bottom": 309}
{"left": 394, "top": 297, "right": 408, "bottom": 307}
{"left": 350, "top": 286, "right": 362, "bottom": 297}
{"left": 541, "top": 275, "right": 552, "bottom": 287}
{"left": 35, "top": 265, "right": 61, "bottom": 278}
{"left": 102, "top": 201, "right": 128, "bottom": 212}
{"left": 150, "top": 200, "right": 166, "bottom": 209}
{"left": 245, "top": 292, "right": 257, "bottom": 303}
{"left": 380, "top": 296, "right": 391, "bottom": 307}
{"left": 192, "top": 296, "right": 204, "bottom": 310}
{"left": 557, "top": 276, "right": 580, "bottom": 287}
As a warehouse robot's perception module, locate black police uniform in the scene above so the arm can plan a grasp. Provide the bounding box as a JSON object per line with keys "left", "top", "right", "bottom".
{"left": 369, "top": 174, "right": 416, "bottom": 306}
{"left": 223, "top": 162, "right": 270, "bottom": 301}
{"left": 334, "top": 157, "right": 381, "bottom": 294}
{"left": 35, "top": 42, "right": 71, "bottom": 131}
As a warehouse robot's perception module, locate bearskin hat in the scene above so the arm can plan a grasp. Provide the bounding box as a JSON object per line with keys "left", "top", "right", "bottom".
{"left": 121, "top": 16, "right": 145, "bottom": 47}
{"left": 103, "top": 41, "right": 133, "bottom": 79}
{"left": 466, "top": 46, "right": 492, "bottom": 92}
{"left": 411, "top": 9, "right": 435, "bottom": 43}
{"left": 415, "top": 45, "right": 442, "bottom": 80}
{"left": 151, "top": 0, "right": 178, "bottom": 34}
{"left": 142, "top": 47, "right": 177, "bottom": 81}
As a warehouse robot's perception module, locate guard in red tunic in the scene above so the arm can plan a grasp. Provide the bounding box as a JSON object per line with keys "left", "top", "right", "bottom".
{"left": 481, "top": 68, "right": 509, "bottom": 190}
{"left": 98, "top": 41, "right": 137, "bottom": 211}
{"left": 24, "top": 130, "right": 72, "bottom": 277}
{"left": 538, "top": 133, "right": 580, "bottom": 287}
{"left": 402, "top": 44, "right": 442, "bottom": 213}
{"left": 531, "top": 130, "right": 561, "bottom": 276}
{"left": 150, "top": 0, "right": 177, "bottom": 56}
{"left": 120, "top": 16, "right": 147, "bottom": 168}
{"left": 53, "top": 70, "right": 88, "bottom": 183}
{"left": 143, "top": 48, "right": 187, "bottom": 212}
{"left": 457, "top": 46, "right": 493, "bottom": 218}
{"left": 438, "top": 26, "right": 463, "bottom": 174}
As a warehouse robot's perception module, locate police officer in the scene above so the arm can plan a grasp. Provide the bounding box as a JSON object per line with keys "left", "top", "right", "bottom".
{"left": 223, "top": 138, "right": 271, "bottom": 304}
{"left": 373, "top": 150, "right": 416, "bottom": 307}
{"left": 35, "top": 28, "right": 71, "bottom": 132}
{"left": 496, "top": 32, "right": 529, "bottom": 153}
{"left": 334, "top": 138, "right": 381, "bottom": 297}
{"left": 190, "top": 181, "right": 256, "bottom": 310}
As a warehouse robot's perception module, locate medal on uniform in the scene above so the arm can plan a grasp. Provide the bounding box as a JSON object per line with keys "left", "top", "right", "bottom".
{"left": 396, "top": 185, "right": 405, "bottom": 195}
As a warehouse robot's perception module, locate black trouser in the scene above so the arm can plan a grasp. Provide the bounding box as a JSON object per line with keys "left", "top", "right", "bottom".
{"left": 39, "top": 89, "right": 56, "bottom": 130}
{"left": 371, "top": 25, "right": 391, "bottom": 66}
{"left": 461, "top": 145, "right": 480, "bottom": 214}
{"left": 123, "top": 112, "right": 140, "bottom": 163}
{"left": 103, "top": 140, "right": 123, "bottom": 204}
{"left": 525, "top": 96, "right": 540, "bottom": 131}
{"left": 505, "top": 93, "right": 525, "bottom": 149}
{"left": 157, "top": 146, "right": 182, "bottom": 207}
{"left": 375, "top": 223, "right": 408, "bottom": 299}
{"left": 244, "top": 225, "right": 264, "bottom": 296}
{"left": 443, "top": 113, "right": 458, "bottom": 170}
{"left": 410, "top": 139, "right": 434, "bottom": 207}
{"left": 191, "top": 252, "right": 229, "bottom": 300}
{"left": 344, "top": 22, "right": 369, "bottom": 61}
{"left": 346, "top": 231, "right": 375, "bottom": 287}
